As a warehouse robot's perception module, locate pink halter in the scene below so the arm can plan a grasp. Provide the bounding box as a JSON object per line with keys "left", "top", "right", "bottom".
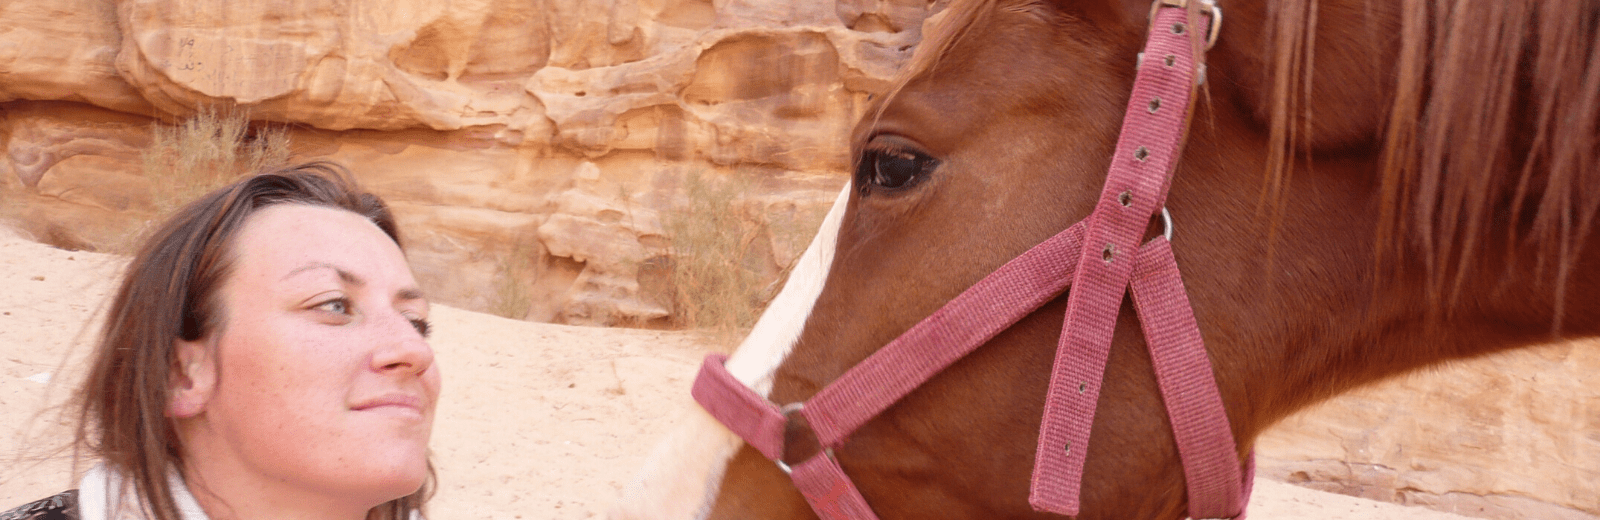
{"left": 692, "top": 1, "right": 1252, "bottom": 518}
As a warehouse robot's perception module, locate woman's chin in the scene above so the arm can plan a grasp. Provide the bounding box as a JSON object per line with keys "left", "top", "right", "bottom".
{"left": 345, "top": 465, "right": 429, "bottom": 505}
{"left": 343, "top": 446, "right": 431, "bottom": 500}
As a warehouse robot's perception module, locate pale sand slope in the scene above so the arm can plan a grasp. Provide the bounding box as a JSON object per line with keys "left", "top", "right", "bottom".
{"left": 0, "top": 230, "right": 1476, "bottom": 520}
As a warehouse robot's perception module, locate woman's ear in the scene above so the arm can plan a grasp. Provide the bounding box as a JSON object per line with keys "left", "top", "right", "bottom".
{"left": 167, "top": 338, "right": 217, "bottom": 418}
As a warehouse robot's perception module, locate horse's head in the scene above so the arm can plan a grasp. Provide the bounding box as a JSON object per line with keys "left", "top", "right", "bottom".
{"left": 612, "top": 0, "right": 1600, "bottom": 518}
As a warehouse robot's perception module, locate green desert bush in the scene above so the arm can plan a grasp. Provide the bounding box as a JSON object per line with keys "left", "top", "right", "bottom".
{"left": 142, "top": 109, "right": 291, "bottom": 214}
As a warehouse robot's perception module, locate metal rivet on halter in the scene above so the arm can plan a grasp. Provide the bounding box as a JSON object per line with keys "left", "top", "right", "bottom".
{"left": 1118, "top": 190, "right": 1133, "bottom": 207}
{"left": 1171, "top": 22, "right": 1186, "bottom": 35}
{"left": 1078, "top": 382, "right": 1088, "bottom": 394}
{"left": 1064, "top": 442, "right": 1072, "bottom": 455}
{"left": 1102, "top": 244, "right": 1115, "bottom": 263}
{"left": 1134, "top": 146, "right": 1150, "bottom": 161}
{"left": 1148, "top": 97, "right": 1162, "bottom": 113}
{"left": 1163, "top": 54, "right": 1176, "bottom": 67}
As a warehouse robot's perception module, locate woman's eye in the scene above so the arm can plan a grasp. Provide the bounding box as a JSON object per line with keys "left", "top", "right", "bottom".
{"left": 410, "top": 318, "right": 432, "bottom": 338}
{"left": 315, "top": 298, "right": 350, "bottom": 315}
{"left": 856, "top": 145, "right": 938, "bottom": 191}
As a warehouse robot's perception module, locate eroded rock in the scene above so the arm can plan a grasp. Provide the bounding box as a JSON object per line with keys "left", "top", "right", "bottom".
{"left": 1, "top": 0, "right": 930, "bottom": 325}
{"left": 1258, "top": 341, "right": 1600, "bottom": 518}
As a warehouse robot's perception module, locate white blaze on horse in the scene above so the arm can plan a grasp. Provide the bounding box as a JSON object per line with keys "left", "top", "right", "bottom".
{"left": 610, "top": 185, "right": 852, "bottom": 520}
{"left": 613, "top": 0, "right": 1600, "bottom": 518}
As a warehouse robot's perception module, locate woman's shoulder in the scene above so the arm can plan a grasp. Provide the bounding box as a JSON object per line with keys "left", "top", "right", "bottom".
{"left": 0, "top": 490, "right": 79, "bottom": 520}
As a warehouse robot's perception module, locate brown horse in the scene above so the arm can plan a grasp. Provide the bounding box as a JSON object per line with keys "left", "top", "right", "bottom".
{"left": 611, "top": 0, "right": 1600, "bottom": 518}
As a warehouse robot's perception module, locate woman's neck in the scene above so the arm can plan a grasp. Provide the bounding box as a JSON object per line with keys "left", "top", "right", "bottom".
{"left": 177, "top": 450, "right": 376, "bottom": 520}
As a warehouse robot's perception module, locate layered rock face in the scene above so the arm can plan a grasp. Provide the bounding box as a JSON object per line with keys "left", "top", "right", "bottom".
{"left": 1258, "top": 341, "right": 1600, "bottom": 518}
{"left": 1, "top": 1, "right": 1595, "bottom": 517}
{"left": 1, "top": 0, "right": 936, "bottom": 324}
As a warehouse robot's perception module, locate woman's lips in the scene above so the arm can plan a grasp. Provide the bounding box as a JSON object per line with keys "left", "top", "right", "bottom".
{"left": 352, "top": 393, "right": 426, "bottom": 417}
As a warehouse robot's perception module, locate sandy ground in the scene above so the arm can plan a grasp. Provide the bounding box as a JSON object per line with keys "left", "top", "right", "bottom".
{"left": 0, "top": 228, "right": 1479, "bottom": 520}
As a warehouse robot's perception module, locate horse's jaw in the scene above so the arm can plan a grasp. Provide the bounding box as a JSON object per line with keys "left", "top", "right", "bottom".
{"left": 607, "top": 183, "right": 851, "bottom": 520}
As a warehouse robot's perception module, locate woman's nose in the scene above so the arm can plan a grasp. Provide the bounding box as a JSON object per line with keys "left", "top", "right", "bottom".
{"left": 371, "top": 312, "right": 435, "bottom": 375}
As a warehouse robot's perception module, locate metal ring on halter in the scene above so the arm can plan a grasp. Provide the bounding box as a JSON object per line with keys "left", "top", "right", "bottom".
{"left": 774, "top": 402, "right": 805, "bottom": 475}
{"left": 1146, "top": 207, "right": 1175, "bottom": 244}
{"left": 776, "top": 447, "right": 839, "bottom": 476}
{"left": 1162, "top": 207, "right": 1174, "bottom": 241}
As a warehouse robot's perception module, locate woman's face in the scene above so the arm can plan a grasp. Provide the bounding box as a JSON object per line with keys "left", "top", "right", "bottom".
{"left": 173, "top": 204, "right": 439, "bottom": 510}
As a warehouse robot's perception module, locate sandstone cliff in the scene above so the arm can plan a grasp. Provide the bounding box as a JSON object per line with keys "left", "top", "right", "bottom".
{"left": 2, "top": 0, "right": 939, "bottom": 325}
{"left": 1258, "top": 341, "right": 1599, "bottom": 519}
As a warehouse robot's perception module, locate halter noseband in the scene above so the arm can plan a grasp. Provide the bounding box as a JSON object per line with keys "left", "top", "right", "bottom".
{"left": 692, "top": 1, "right": 1252, "bottom": 518}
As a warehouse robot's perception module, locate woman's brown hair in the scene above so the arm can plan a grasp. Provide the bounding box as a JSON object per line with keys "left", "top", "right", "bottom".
{"left": 72, "top": 161, "right": 433, "bottom": 520}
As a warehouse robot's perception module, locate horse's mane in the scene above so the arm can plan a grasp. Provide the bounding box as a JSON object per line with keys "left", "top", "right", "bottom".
{"left": 894, "top": 0, "right": 1600, "bottom": 324}
{"left": 1269, "top": 0, "right": 1600, "bottom": 322}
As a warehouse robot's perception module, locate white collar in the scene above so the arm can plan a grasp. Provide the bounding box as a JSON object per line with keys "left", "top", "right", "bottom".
{"left": 76, "top": 464, "right": 425, "bottom": 520}
{"left": 77, "top": 464, "right": 210, "bottom": 520}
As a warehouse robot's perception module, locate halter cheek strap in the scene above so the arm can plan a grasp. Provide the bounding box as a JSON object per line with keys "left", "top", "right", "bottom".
{"left": 692, "top": 1, "right": 1250, "bottom": 518}
{"left": 1032, "top": 2, "right": 1243, "bottom": 517}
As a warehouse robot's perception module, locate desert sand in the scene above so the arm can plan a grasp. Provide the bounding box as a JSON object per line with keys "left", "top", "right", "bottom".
{"left": 0, "top": 228, "right": 1477, "bottom": 520}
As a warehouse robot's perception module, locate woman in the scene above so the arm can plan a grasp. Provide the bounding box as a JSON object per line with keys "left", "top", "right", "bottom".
{"left": 2, "top": 162, "right": 440, "bottom": 520}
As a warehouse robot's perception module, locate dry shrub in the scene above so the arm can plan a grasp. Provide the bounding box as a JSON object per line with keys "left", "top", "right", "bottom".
{"left": 667, "top": 170, "right": 827, "bottom": 345}
{"left": 0, "top": 181, "right": 16, "bottom": 225}
{"left": 667, "top": 170, "right": 767, "bottom": 337}
{"left": 142, "top": 109, "right": 291, "bottom": 214}
{"left": 0, "top": 160, "right": 33, "bottom": 235}
{"left": 490, "top": 236, "right": 538, "bottom": 320}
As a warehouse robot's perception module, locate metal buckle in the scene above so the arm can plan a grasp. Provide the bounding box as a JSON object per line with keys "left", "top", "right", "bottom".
{"left": 1148, "top": 0, "right": 1222, "bottom": 50}
{"left": 1202, "top": 1, "right": 1222, "bottom": 50}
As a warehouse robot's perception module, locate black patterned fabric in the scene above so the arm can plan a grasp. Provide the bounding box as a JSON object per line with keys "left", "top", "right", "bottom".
{"left": 0, "top": 490, "right": 78, "bottom": 520}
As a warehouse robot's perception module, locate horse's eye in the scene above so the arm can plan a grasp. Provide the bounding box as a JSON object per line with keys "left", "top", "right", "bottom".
{"left": 856, "top": 145, "right": 938, "bottom": 192}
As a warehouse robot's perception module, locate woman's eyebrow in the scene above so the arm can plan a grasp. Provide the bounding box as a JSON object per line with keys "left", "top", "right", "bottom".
{"left": 282, "top": 262, "right": 365, "bottom": 287}
{"left": 283, "top": 262, "right": 423, "bottom": 302}
{"left": 397, "top": 287, "right": 426, "bottom": 302}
